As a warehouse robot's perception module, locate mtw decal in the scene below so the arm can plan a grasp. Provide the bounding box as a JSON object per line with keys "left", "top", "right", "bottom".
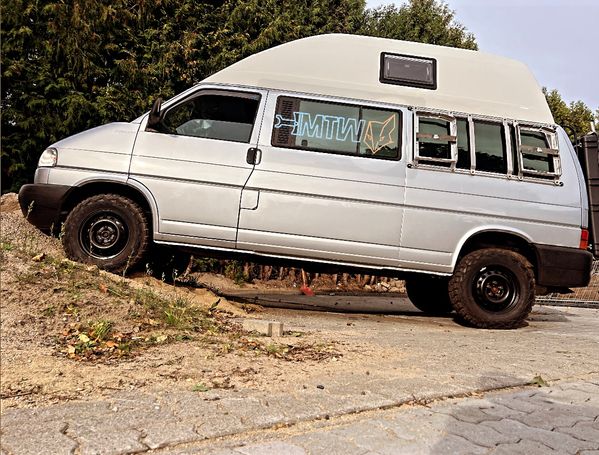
{"left": 274, "top": 111, "right": 396, "bottom": 154}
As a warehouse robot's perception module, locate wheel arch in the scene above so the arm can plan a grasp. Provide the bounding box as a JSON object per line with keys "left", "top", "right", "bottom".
{"left": 61, "top": 179, "right": 158, "bottom": 235}
{"left": 453, "top": 227, "right": 538, "bottom": 276}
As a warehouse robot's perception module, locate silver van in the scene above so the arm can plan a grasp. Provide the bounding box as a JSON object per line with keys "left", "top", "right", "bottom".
{"left": 19, "top": 34, "right": 596, "bottom": 328}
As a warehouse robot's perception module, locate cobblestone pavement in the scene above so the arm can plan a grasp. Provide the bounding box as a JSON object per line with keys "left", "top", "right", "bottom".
{"left": 171, "top": 379, "right": 599, "bottom": 455}
{"left": 2, "top": 378, "right": 598, "bottom": 454}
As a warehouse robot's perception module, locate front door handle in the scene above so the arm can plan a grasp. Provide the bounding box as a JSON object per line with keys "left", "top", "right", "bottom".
{"left": 246, "top": 147, "right": 262, "bottom": 165}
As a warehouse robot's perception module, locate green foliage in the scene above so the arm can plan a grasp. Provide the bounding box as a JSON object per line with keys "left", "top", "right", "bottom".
{"left": 2, "top": 0, "right": 481, "bottom": 191}
{"left": 544, "top": 88, "right": 599, "bottom": 140}
{"left": 224, "top": 260, "right": 247, "bottom": 284}
{"left": 1, "top": 0, "right": 365, "bottom": 191}
{"left": 360, "top": 0, "right": 477, "bottom": 50}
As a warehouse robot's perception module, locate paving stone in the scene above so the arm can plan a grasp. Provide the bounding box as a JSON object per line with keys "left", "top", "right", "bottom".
{"left": 235, "top": 441, "right": 306, "bottom": 455}
{"left": 489, "top": 392, "right": 549, "bottom": 414}
{"left": 478, "top": 402, "right": 526, "bottom": 420}
{"left": 330, "top": 419, "right": 410, "bottom": 452}
{"left": 511, "top": 405, "right": 596, "bottom": 430}
{"left": 432, "top": 402, "right": 504, "bottom": 424}
{"left": 375, "top": 409, "right": 448, "bottom": 442}
{"left": 492, "top": 439, "right": 557, "bottom": 455}
{"left": 141, "top": 420, "right": 199, "bottom": 449}
{"left": 194, "top": 412, "right": 250, "bottom": 440}
{"left": 162, "top": 393, "right": 225, "bottom": 420}
{"left": 483, "top": 418, "right": 597, "bottom": 453}
{"left": 289, "top": 431, "right": 368, "bottom": 455}
{"left": 68, "top": 424, "right": 147, "bottom": 455}
{"left": 557, "top": 420, "right": 599, "bottom": 443}
{"left": 394, "top": 434, "right": 487, "bottom": 455}
{"left": 443, "top": 415, "right": 518, "bottom": 447}
{"left": 563, "top": 382, "right": 599, "bottom": 395}
{"left": 0, "top": 401, "right": 110, "bottom": 427}
{"left": 158, "top": 447, "right": 240, "bottom": 455}
{"left": 0, "top": 421, "right": 77, "bottom": 455}
{"left": 541, "top": 387, "right": 599, "bottom": 407}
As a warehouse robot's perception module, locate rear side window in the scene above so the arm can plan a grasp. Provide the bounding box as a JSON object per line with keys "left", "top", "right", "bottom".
{"left": 456, "top": 118, "right": 471, "bottom": 170}
{"left": 415, "top": 113, "right": 456, "bottom": 166}
{"left": 414, "top": 114, "right": 560, "bottom": 182}
{"left": 473, "top": 121, "right": 507, "bottom": 174}
{"left": 161, "top": 92, "right": 260, "bottom": 143}
{"left": 517, "top": 126, "right": 559, "bottom": 178}
{"left": 272, "top": 96, "right": 401, "bottom": 160}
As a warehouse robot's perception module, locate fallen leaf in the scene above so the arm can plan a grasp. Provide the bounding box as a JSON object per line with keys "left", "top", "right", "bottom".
{"left": 79, "top": 334, "right": 90, "bottom": 343}
{"left": 32, "top": 253, "right": 45, "bottom": 262}
{"left": 99, "top": 283, "right": 108, "bottom": 293}
{"left": 156, "top": 335, "right": 168, "bottom": 343}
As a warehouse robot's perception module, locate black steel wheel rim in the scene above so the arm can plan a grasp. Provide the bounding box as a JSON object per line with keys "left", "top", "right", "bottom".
{"left": 79, "top": 211, "right": 128, "bottom": 259}
{"left": 473, "top": 266, "right": 519, "bottom": 312}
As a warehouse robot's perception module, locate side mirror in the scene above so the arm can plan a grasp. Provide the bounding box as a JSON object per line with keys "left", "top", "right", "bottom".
{"left": 147, "top": 97, "right": 163, "bottom": 130}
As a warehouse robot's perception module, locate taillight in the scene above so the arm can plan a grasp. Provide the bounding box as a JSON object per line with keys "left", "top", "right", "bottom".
{"left": 580, "top": 229, "right": 589, "bottom": 250}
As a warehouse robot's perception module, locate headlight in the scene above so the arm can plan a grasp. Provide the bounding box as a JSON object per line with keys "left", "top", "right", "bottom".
{"left": 38, "top": 148, "right": 58, "bottom": 167}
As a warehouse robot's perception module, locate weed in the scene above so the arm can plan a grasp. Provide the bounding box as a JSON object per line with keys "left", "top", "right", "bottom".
{"left": 15, "top": 271, "right": 40, "bottom": 285}
{"left": 192, "top": 257, "right": 220, "bottom": 273}
{"left": 90, "top": 320, "right": 113, "bottom": 341}
{"left": 265, "top": 343, "right": 289, "bottom": 356}
{"left": 42, "top": 305, "right": 56, "bottom": 317}
{"left": 224, "top": 260, "right": 246, "bottom": 284}
{"left": 192, "top": 383, "right": 209, "bottom": 392}
{"left": 0, "top": 241, "right": 14, "bottom": 251}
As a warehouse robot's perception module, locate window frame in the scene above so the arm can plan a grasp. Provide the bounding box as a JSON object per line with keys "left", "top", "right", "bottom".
{"left": 270, "top": 95, "right": 403, "bottom": 161}
{"left": 412, "top": 112, "right": 562, "bottom": 184}
{"left": 413, "top": 111, "right": 458, "bottom": 168}
{"left": 159, "top": 89, "right": 262, "bottom": 144}
{"left": 515, "top": 124, "right": 561, "bottom": 180}
{"left": 379, "top": 52, "right": 438, "bottom": 90}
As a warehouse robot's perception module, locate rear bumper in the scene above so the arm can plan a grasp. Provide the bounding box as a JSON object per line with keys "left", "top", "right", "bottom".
{"left": 535, "top": 244, "right": 593, "bottom": 288}
{"left": 18, "top": 183, "right": 71, "bottom": 232}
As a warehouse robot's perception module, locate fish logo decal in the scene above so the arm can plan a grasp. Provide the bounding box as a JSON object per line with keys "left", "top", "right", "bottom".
{"left": 363, "top": 115, "right": 396, "bottom": 154}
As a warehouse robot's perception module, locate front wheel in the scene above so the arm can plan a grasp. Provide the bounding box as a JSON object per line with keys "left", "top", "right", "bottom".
{"left": 449, "top": 248, "right": 535, "bottom": 329}
{"left": 62, "top": 194, "right": 149, "bottom": 273}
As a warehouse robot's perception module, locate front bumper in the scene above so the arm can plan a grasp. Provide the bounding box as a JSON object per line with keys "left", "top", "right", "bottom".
{"left": 535, "top": 244, "right": 593, "bottom": 288}
{"left": 18, "top": 183, "right": 71, "bottom": 233}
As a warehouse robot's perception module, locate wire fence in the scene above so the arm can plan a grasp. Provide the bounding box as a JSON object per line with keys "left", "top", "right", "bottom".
{"left": 536, "top": 261, "right": 599, "bottom": 305}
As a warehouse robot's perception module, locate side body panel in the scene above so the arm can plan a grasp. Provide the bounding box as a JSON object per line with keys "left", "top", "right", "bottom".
{"left": 400, "top": 116, "right": 583, "bottom": 273}
{"left": 236, "top": 91, "right": 408, "bottom": 267}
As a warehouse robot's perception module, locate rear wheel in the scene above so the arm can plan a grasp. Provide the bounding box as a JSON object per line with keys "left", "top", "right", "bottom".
{"left": 449, "top": 248, "right": 535, "bottom": 329}
{"left": 62, "top": 194, "right": 149, "bottom": 273}
{"left": 405, "top": 275, "right": 453, "bottom": 315}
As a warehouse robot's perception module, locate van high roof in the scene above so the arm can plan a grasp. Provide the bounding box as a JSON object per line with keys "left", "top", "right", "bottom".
{"left": 205, "top": 34, "right": 554, "bottom": 125}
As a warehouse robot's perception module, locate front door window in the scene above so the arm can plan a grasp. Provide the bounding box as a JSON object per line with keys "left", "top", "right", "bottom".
{"left": 161, "top": 92, "right": 260, "bottom": 143}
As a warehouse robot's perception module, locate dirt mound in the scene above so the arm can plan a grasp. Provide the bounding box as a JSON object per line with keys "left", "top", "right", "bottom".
{"left": 0, "top": 208, "right": 343, "bottom": 411}
{"left": 0, "top": 192, "right": 20, "bottom": 212}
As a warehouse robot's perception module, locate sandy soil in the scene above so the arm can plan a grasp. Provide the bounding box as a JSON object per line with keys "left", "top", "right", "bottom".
{"left": 0, "top": 194, "right": 372, "bottom": 411}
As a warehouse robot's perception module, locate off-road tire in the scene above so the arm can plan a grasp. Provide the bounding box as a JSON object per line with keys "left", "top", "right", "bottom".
{"left": 405, "top": 275, "right": 453, "bottom": 315}
{"left": 62, "top": 194, "right": 149, "bottom": 273}
{"left": 449, "top": 248, "right": 535, "bottom": 329}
